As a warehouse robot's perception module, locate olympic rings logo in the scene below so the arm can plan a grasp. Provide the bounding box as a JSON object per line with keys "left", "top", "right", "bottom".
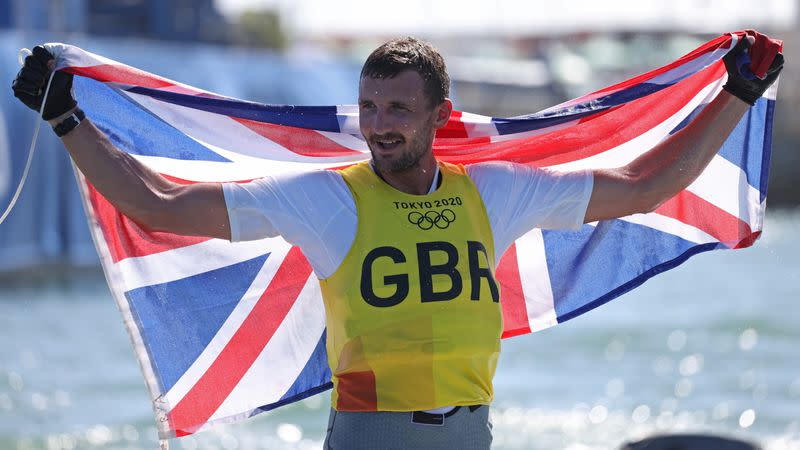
{"left": 407, "top": 209, "right": 457, "bottom": 230}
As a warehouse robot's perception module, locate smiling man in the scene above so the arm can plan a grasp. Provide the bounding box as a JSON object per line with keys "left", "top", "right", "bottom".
{"left": 358, "top": 46, "right": 451, "bottom": 194}
{"left": 12, "top": 36, "right": 782, "bottom": 449}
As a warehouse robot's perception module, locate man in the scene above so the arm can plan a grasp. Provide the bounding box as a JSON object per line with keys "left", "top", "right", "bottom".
{"left": 12, "top": 36, "right": 782, "bottom": 449}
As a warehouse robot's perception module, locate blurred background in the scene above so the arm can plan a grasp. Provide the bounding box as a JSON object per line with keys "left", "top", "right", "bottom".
{"left": 0, "top": 1, "right": 798, "bottom": 449}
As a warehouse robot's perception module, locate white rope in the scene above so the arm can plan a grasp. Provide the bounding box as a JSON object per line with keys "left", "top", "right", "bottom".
{"left": 0, "top": 54, "right": 56, "bottom": 225}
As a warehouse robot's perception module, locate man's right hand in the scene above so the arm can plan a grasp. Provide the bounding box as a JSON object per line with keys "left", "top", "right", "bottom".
{"left": 11, "top": 45, "right": 77, "bottom": 120}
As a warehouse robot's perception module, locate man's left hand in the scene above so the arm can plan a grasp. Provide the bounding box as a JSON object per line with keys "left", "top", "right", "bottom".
{"left": 722, "top": 33, "right": 784, "bottom": 106}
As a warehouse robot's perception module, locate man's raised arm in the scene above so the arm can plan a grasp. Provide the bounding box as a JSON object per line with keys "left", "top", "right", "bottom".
{"left": 12, "top": 45, "right": 231, "bottom": 240}
{"left": 584, "top": 35, "right": 783, "bottom": 223}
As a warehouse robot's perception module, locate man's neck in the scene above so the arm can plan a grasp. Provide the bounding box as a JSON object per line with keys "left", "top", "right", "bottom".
{"left": 374, "top": 157, "right": 439, "bottom": 195}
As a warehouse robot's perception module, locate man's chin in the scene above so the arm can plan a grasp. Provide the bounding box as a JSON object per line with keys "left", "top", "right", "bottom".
{"left": 373, "top": 156, "right": 420, "bottom": 174}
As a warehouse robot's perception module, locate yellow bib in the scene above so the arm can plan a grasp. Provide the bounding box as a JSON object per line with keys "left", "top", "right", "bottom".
{"left": 320, "top": 161, "right": 502, "bottom": 411}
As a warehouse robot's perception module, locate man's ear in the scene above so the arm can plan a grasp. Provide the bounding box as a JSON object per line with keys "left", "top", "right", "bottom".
{"left": 434, "top": 99, "right": 453, "bottom": 129}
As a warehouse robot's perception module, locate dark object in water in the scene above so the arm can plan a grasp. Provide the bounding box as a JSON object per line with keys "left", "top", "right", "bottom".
{"left": 620, "top": 433, "right": 760, "bottom": 450}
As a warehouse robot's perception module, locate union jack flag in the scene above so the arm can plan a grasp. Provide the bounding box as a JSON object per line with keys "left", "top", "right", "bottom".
{"left": 56, "top": 31, "right": 780, "bottom": 438}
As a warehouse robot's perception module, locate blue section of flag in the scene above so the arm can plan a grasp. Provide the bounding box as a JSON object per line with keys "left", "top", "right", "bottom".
{"left": 249, "top": 331, "right": 333, "bottom": 417}
{"left": 126, "top": 253, "right": 269, "bottom": 392}
{"left": 543, "top": 220, "right": 716, "bottom": 323}
{"left": 758, "top": 99, "right": 776, "bottom": 202}
{"left": 592, "top": 82, "right": 668, "bottom": 108}
{"left": 278, "top": 331, "right": 332, "bottom": 402}
{"left": 73, "top": 77, "right": 231, "bottom": 162}
{"left": 494, "top": 108, "right": 600, "bottom": 135}
{"left": 715, "top": 97, "right": 772, "bottom": 201}
{"left": 493, "top": 82, "right": 667, "bottom": 136}
{"left": 126, "top": 86, "right": 343, "bottom": 132}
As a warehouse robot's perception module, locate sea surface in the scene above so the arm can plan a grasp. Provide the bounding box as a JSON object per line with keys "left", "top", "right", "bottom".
{"left": 1, "top": 211, "right": 798, "bottom": 450}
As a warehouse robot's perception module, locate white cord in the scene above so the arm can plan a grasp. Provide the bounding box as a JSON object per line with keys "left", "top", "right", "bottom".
{"left": 0, "top": 62, "right": 56, "bottom": 224}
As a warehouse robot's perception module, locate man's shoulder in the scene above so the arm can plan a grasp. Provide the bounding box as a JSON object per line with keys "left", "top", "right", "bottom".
{"left": 465, "top": 160, "right": 518, "bottom": 175}
{"left": 465, "top": 160, "right": 540, "bottom": 183}
{"left": 230, "top": 168, "right": 350, "bottom": 205}
{"left": 249, "top": 167, "right": 346, "bottom": 188}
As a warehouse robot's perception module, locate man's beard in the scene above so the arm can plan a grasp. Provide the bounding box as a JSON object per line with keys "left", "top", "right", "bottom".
{"left": 373, "top": 145, "right": 422, "bottom": 172}
{"left": 369, "top": 126, "right": 435, "bottom": 174}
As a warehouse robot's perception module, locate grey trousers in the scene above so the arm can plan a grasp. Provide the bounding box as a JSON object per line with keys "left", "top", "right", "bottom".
{"left": 323, "top": 406, "right": 493, "bottom": 450}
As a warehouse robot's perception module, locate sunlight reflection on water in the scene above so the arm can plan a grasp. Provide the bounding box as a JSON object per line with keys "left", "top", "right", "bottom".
{"left": 1, "top": 212, "right": 798, "bottom": 449}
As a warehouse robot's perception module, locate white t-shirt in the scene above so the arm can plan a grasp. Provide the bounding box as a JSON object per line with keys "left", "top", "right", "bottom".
{"left": 223, "top": 161, "right": 593, "bottom": 280}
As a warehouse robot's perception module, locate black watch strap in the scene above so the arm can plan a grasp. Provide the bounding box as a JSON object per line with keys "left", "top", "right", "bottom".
{"left": 52, "top": 108, "right": 86, "bottom": 137}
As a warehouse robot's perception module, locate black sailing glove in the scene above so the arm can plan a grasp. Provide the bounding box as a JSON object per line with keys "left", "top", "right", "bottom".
{"left": 11, "top": 45, "right": 76, "bottom": 120}
{"left": 722, "top": 36, "right": 784, "bottom": 106}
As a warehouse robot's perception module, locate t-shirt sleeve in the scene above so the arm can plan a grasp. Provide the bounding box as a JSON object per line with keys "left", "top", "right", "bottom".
{"left": 468, "top": 161, "right": 593, "bottom": 257}
{"left": 221, "top": 170, "right": 357, "bottom": 278}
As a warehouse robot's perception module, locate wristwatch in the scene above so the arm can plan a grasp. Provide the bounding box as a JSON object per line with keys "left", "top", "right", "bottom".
{"left": 52, "top": 108, "right": 86, "bottom": 137}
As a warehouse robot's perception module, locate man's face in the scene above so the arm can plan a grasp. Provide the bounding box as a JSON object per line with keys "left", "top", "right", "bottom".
{"left": 358, "top": 70, "right": 442, "bottom": 174}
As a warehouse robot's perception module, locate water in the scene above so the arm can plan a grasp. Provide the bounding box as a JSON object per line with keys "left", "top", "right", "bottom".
{"left": 1, "top": 212, "right": 798, "bottom": 450}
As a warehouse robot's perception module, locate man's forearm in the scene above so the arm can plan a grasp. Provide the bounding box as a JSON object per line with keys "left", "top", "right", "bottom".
{"left": 50, "top": 108, "right": 175, "bottom": 226}
{"left": 627, "top": 90, "right": 750, "bottom": 209}
{"left": 12, "top": 44, "right": 227, "bottom": 239}
{"left": 585, "top": 34, "right": 782, "bottom": 223}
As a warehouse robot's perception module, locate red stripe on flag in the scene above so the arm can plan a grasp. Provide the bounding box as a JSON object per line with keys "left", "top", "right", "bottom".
{"left": 232, "top": 117, "right": 362, "bottom": 157}
{"left": 436, "top": 110, "right": 470, "bottom": 139}
{"left": 655, "top": 190, "right": 753, "bottom": 247}
{"left": 734, "top": 230, "right": 761, "bottom": 249}
{"left": 435, "top": 136, "right": 492, "bottom": 148}
{"left": 496, "top": 244, "right": 531, "bottom": 338}
{"left": 65, "top": 64, "right": 175, "bottom": 89}
{"left": 167, "top": 246, "right": 313, "bottom": 435}
{"left": 436, "top": 62, "right": 726, "bottom": 168}
{"left": 86, "top": 184, "right": 210, "bottom": 263}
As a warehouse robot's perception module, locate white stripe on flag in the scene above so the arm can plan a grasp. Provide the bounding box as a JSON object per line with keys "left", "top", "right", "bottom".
{"left": 115, "top": 238, "right": 276, "bottom": 291}
{"left": 686, "top": 154, "right": 763, "bottom": 229}
{"left": 766, "top": 78, "right": 779, "bottom": 100}
{"left": 515, "top": 229, "right": 558, "bottom": 331}
{"left": 336, "top": 105, "right": 360, "bottom": 135}
{"left": 459, "top": 111, "right": 498, "bottom": 138}
{"left": 58, "top": 45, "right": 120, "bottom": 71}
{"left": 615, "top": 213, "right": 718, "bottom": 245}
{"left": 130, "top": 153, "right": 357, "bottom": 181}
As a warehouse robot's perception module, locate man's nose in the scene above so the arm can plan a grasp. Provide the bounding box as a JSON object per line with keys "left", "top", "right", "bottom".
{"left": 372, "top": 109, "right": 393, "bottom": 134}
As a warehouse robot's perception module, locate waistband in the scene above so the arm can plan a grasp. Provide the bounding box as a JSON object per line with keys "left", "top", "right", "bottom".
{"left": 411, "top": 405, "right": 484, "bottom": 426}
